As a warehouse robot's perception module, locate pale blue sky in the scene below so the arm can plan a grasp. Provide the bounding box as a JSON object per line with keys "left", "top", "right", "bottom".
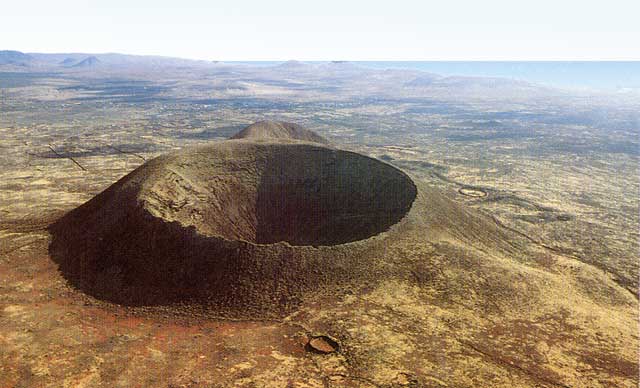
{"left": 3, "top": 0, "right": 639, "bottom": 60}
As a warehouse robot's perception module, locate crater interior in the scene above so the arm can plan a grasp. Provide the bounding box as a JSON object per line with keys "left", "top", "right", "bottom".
{"left": 143, "top": 141, "right": 417, "bottom": 246}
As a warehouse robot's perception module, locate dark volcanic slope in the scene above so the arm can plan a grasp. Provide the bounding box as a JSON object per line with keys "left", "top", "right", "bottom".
{"left": 230, "top": 121, "right": 329, "bottom": 144}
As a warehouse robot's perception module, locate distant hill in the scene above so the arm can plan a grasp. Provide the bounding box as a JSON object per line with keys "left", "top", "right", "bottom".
{"left": 438, "top": 75, "right": 533, "bottom": 88}
{"left": 59, "top": 57, "right": 78, "bottom": 66}
{"left": 322, "top": 60, "right": 359, "bottom": 70}
{"left": 316, "top": 60, "right": 370, "bottom": 77}
{"left": 271, "top": 60, "right": 317, "bottom": 75}
{"left": 275, "top": 60, "right": 310, "bottom": 69}
{"left": 72, "top": 56, "right": 101, "bottom": 67}
{"left": 404, "top": 74, "right": 441, "bottom": 87}
{"left": 230, "top": 121, "right": 329, "bottom": 144}
{"left": 0, "top": 50, "right": 32, "bottom": 66}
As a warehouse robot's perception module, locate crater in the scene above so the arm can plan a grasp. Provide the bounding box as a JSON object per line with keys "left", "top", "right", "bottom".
{"left": 459, "top": 186, "right": 487, "bottom": 198}
{"left": 143, "top": 142, "right": 416, "bottom": 246}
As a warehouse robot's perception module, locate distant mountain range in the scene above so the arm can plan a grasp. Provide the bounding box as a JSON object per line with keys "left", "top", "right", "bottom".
{"left": 0, "top": 50, "right": 215, "bottom": 69}
{"left": 0, "top": 50, "right": 554, "bottom": 100}
{"left": 4, "top": 50, "right": 633, "bottom": 97}
{"left": 1, "top": 50, "right": 638, "bottom": 95}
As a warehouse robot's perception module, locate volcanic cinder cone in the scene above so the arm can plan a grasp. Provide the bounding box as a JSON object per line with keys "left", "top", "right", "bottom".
{"left": 230, "top": 120, "right": 330, "bottom": 144}
{"left": 49, "top": 128, "right": 431, "bottom": 316}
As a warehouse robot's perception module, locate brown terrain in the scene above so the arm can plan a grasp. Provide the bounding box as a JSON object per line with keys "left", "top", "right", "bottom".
{"left": 1, "top": 121, "right": 637, "bottom": 387}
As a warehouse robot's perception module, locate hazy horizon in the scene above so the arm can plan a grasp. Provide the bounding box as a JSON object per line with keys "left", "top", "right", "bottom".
{"left": 5, "top": 49, "right": 638, "bottom": 92}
